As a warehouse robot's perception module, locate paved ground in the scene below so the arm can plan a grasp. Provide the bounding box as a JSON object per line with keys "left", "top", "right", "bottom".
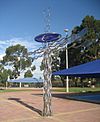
{"left": 0, "top": 89, "right": 100, "bottom": 122}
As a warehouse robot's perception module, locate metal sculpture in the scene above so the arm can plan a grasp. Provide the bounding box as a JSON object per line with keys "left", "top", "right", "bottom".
{"left": 34, "top": 33, "right": 61, "bottom": 116}
{"left": 28, "top": 27, "right": 88, "bottom": 116}
{"left": 29, "top": 8, "right": 98, "bottom": 117}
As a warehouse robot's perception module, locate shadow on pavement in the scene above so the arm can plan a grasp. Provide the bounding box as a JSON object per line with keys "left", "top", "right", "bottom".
{"left": 8, "top": 98, "right": 42, "bottom": 116}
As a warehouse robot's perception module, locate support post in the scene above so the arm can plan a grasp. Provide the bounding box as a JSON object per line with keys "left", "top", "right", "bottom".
{"left": 66, "top": 43, "right": 69, "bottom": 93}
{"left": 19, "top": 82, "right": 21, "bottom": 88}
{"left": 65, "top": 30, "right": 69, "bottom": 93}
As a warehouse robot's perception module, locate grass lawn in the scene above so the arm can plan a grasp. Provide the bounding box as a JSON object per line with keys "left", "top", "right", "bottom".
{"left": 52, "top": 87, "right": 100, "bottom": 93}
{"left": 0, "top": 87, "right": 100, "bottom": 93}
{"left": 0, "top": 88, "right": 33, "bottom": 93}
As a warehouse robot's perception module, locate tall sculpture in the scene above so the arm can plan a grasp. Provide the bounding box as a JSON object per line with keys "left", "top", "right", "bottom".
{"left": 28, "top": 28, "right": 87, "bottom": 116}
{"left": 29, "top": 7, "right": 88, "bottom": 117}
{"left": 34, "top": 33, "right": 61, "bottom": 116}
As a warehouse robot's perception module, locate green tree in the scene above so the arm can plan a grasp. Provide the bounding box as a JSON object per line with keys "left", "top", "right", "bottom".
{"left": 2, "top": 44, "right": 32, "bottom": 79}
{"left": 31, "top": 65, "right": 36, "bottom": 71}
{"left": 0, "top": 64, "right": 4, "bottom": 83}
{"left": 40, "top": 61, "right": 45, "bottom": 71}
{"left": 79, "top": 15, "right": 100, "bottom": 62}
{"left": 0, "top": 69, "right": 8, "bottom": 87}
{"left": 24, "top": 70, "right": 33, "bottom": 77}
{"left": 54, "top": 15, "right": 100, "bottom": 87}
{"left": 0, "top": 64, "right": 4, "bottom": 72}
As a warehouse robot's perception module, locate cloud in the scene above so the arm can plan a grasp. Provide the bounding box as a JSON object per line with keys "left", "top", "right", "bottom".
{"left": 9, "top": 38, "right": 40, "bottom": 50}
{"left": 0, "top": 37, "right": 42, "bottom": 55}
{"left": 0, "top": 40, "right": 10, "bottom": 54}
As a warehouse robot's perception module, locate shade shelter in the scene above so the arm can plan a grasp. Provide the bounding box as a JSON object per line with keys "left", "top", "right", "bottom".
{"left": 8, "top": 77, "right": 41, "bottom": 83}
{"left": 52, "top": 59, "right": 100, "bottom": 78}
{"left": 8, "top": 77, "right": 43, "bottom": 88}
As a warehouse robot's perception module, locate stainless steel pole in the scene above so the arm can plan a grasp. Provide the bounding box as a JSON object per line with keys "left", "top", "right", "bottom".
{"left": 66, "top": 44, "right": 69, "bottom": 93}
{"left": 64, "top": 28, "right": 69, "bottom": 93}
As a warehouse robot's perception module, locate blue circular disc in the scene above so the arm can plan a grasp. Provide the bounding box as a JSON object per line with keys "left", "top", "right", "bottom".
{"left": 34, "top": 33, "right": 61, "bottom": 43}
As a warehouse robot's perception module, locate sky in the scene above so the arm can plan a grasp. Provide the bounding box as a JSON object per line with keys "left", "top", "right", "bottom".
{"left": 0, "top": 0, "right": 100, "bottom": 78}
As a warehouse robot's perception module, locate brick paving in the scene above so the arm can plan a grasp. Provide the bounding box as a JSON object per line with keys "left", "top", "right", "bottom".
{"left": 0, "top": 89, "right": 100, "bottom": 122}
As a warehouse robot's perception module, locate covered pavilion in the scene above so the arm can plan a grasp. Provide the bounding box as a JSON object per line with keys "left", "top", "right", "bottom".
{"left": 52, "top": 59, "right": 100, "bottom": 78}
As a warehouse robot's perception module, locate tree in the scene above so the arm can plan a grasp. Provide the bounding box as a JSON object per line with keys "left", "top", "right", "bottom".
{"left": 54, "top": 15, "right": 100, "bottom": 87}
{"left": 40, "top": 61, "right": 45, "bottom": 71}
{"left": 2, "top": 44, "right": 32, "bottom": 79}
{"left": 67, "top": 15, "right": 100, "bottom": 64}
{"left": 79, "top": 15, "right": 100, "bottom": 62}
{"left": 0, "top": 64, "right": 4, "bottom": 83}
{"left": 0, "top": 64, "right": 4, "bottom": 72}
{"left": 0, "top": 68, "right": 8, "bottom": 87}
{"left": 24, "top": 70, "right": 33, "bottom": 77}
{"left": 31, "top": 65, "right": 36, "bottom": 71}
{"left": 59, "top": 49, "right": 66, "bottom": 87}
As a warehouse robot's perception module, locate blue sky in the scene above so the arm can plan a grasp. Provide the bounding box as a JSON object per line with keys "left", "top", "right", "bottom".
{"left": 0, "top": 0, "right": 99, "bottom": 40}
{"left": 0, "top": 0, "right": 99, "bottom": 78}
